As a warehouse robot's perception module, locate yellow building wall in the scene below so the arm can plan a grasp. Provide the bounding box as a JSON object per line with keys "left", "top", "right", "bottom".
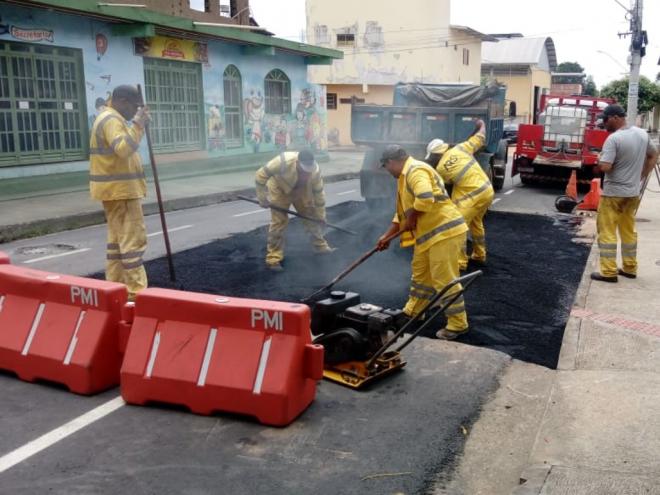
{"left": 326, "top": 84, "right": 393, "bottom": 146}
{"left": 495, "top": 69, "right": 551, "bottom": 124}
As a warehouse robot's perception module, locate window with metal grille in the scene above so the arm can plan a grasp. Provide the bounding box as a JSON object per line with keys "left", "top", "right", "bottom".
{"left": 327, "top": 93, "right": 337, "bottom": 110}
{"left": 144, "top": 58, "right": 204, "bottom": 152}
{"left": 462, "top": 48, "right": 470, "bottom": 66}
{"left": 223, "top": 64, "right": 243, "bottom": 148}
{"left": 264, "top": 69, "right": 291, "bottom": 115}
{"left": 337, "top": 33, "right": 355, "bottom": 47}
{"left": 0, "top": 41, "right": 87, "bottom": 166}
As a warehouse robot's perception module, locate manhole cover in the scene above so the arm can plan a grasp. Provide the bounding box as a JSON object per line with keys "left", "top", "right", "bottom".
{"left": 637, "top": 218, "right": 651, "bottom": 223}
{"left": 17, "top": 244, "right": 77, "bottom": 256}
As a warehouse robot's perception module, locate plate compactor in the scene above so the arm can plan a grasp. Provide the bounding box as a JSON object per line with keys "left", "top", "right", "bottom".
{"left": 308, "top": 271, "right": 482, "bottom": 389}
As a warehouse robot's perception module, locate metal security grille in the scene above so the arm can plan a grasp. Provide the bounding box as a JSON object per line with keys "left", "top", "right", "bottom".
{"left": 144, "top": 58, "right": 204, "bottom": 152}
{"left": 223, "top": 64, "right": 243, "bottom": 148}
{"left": 264, "top": 69, "right": 291, "bottom": 115}
{"left": 0, "top": 41, "right": 87, "bottom": 166}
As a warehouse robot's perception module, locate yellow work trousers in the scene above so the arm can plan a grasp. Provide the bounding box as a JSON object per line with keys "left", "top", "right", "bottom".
{"left": 596, "top": 196, "right": 640, "bottom": 277}
{"left": 403, "top": 232, "right": 468, "bottom": 332}
{"left": 266, "top": 187, "right": 329, "bottom": 266}
{"left": 455, "top": 189, "right": 493, "bottom": 270}
{"left": 103, "top": 199, "right": 148, "bottom": 300}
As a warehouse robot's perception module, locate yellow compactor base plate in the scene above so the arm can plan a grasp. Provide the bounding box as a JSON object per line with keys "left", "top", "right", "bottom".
{"left": 322, "top": 351, "right": 407, "bottom": 389}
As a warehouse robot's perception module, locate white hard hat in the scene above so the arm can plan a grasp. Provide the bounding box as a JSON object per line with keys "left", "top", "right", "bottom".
{"left": 425, "top": 138, "right": 449, "bottom": 160}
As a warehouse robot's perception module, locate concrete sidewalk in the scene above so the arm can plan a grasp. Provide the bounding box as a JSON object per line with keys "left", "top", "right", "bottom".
{"left": 512, "top": 181, "right": 660, "bottom": 494}
{"left": 0, "top": 150, "right": 364, "bottom": 243}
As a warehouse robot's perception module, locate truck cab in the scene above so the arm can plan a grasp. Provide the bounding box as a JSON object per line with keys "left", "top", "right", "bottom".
{"left": 351, "top": 82, "right": 508, "bottom": 208}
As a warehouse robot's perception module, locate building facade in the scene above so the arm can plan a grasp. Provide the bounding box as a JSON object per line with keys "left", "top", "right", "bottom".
{"left": 481, "top": 35, "right": 557, "bottom": 124}
{"left": 0, "top": 1, "right": 340, "bottom": 178}
{"left": 306, "top": 0, "right": 492, "bottom": 146}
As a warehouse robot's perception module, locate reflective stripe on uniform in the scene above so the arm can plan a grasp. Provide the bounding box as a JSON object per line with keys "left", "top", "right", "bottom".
{"left": 416, "top": 217, "right": 466, "bottom": 245}
{"left": 107, "top": 243, "right": 120, "bottom": 250}
{"left": 452, "top": 158, "right": 477, "bottom": 185}
{"left": 90, "top": 147, "right": 115, "bottom": 155}
{"left": 598, "top": 243, "right": 617, "bottom": 250}
{"left": 409, "top": 289, "right": 433, "bottom": 300}
{"left": 121, "top": 259, "right": 144, "bottom": 270}
{"left": 111, "top": 134, "right": 139, "bottom": 153}
{"left": 106, "top": 250, "right": 145, "bottom": 261}
{"left": 599, "top": 252, "right": 617, "bottom": 258}
{"left": 90, "top": 171, "right": 146, "bottom": 182}
{"left": 411, "top": 281, "right": 435, "bottom": 294}
{"left": 454, "top": 181, "right": 492, "bottom": 204}
{"left": 94, "top": 113, "right": 122, "bottom": 150}
{"left": 417, "top": 191, "right": 434, "bottom": 199}
{"left": 445, "top": 303, "right": 466, "bottom": 316}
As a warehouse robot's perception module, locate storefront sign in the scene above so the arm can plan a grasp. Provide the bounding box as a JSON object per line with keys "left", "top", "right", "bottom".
{"left": 9, "top": 25, "right": 54, "bottom": 43}
{"left": 133, "top": 36, "right": 208, "bottom": 64}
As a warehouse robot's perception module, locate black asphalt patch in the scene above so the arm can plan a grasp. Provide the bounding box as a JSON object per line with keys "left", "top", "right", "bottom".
{"left": 144, "top": 202, "right": 589, "bottom": 368}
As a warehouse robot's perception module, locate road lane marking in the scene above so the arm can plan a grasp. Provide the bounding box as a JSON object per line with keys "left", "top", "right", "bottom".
{"left": 336, "top": 189, "right": 356, "bottom": 196}
{"left": 0, "top": 396, "right": 125, "bottom": 473}
{"left": 504, "top": 189, "right": 515, "bottom": 195}
{"left": 233, "top": 209, "right": 266, "bottom": 218}
{"left": 147, "top": 224, "right": 193, "bottom": 238}
{"left": 23, "top": 248, "right": 91, "bottom": 264}
{"left": 492, "top": 198, "right": 502, "bottom": 204}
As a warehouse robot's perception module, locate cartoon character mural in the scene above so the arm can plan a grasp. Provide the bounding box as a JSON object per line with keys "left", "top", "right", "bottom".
{"left": 207, "top": 104, "right": 225, "bottom": 151}
{"left": 244, "top": 90, "right": 265, "bottom": 153}
{"left": 291, "top": 87, "right": 326, "bottom": 152}
{"left": 95, "top": 33, "right": 108, "bottom": 61}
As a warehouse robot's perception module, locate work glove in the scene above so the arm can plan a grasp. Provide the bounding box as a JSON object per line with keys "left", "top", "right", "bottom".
{"left": 133, "top": 106, "right": 151, "bottom": 129}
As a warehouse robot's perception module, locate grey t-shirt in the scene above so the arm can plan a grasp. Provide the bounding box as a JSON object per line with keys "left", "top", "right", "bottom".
{"left": 600, "top": 126, "right": 657, "bottom": 197}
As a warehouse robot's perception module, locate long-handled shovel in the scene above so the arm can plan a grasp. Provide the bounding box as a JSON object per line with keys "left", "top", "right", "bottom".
{"left": 237, "top": 195, "right": 357, "bottom": 236}
{"left": 301, "top": 230, "right": 402, "bottom": 304}
{"left": 137, "top": 84, "right": 176, "bottom": 282}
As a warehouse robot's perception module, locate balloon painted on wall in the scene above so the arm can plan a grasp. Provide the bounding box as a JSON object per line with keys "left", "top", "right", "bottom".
{"left": 96, "top": 33, "right": 108, "bottom": 61}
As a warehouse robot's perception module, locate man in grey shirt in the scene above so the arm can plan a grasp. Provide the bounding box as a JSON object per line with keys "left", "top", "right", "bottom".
{"left": 592, "top": 104, "right": 659, "bottom": 283}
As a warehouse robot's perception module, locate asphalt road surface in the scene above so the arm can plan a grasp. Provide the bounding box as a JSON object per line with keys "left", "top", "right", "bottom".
{"left": 0, "top": 168, "right": 588, "bottom": 494}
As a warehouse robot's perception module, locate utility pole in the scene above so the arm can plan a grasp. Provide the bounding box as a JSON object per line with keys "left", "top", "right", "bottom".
{"left": 620, "top": 0, "right": 647, "bottom": 124}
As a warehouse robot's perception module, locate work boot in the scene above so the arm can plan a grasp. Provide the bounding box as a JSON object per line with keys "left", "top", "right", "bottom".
{"left": 266, "top": 262, "right": 284, "bottom": 272}
{"left": 435, "top": 328, "right": 469, "bottom": 340}
{"left": 618, "top": 269, "right": 637, "bottom": 279}
{"left": 590, "top": 272, "right": 617, "bottom": 283}
{"left": 314, "top": 245, "right": 337, "bottom": 254}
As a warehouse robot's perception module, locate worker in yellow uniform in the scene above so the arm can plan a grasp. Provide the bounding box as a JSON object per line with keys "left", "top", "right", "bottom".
{"left": 89, "top": 85, "right": 150, "bottom": 300}
{"left": 376, "top": 145, "right": 469, "bottom": 340}
{"left": 424, "top": 119, "right": 494, "bottom": 271}
{"left": 255, "top": 149, "right": 335, "bottom": 271}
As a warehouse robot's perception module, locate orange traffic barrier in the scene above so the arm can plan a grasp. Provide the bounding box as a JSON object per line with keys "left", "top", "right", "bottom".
{"left": 0, "top": 265, "right": 129, "bottom": 394}
{"left": 565, "top": 170, "right": 578, "bottom": 201}
{"left": 577, "top": 178, "right": 602, "bottom": 211}
{"left": 120, "top": 288, "right": 324, "bottom": 426}
{"left": 0, "top": 251, "right": 9, "bottom": 264}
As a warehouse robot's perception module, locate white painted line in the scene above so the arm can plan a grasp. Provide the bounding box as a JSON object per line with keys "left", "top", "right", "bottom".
{"left": 147, "top": 224, "right": 193, "bottom": 238}
{"left": 63, "top": 310, "right": 86, "bottom": 366}
{"left": 233, "top": 209, "right": 266, "bottom": 218}
{"left": 252, "top": 337, "right": 272, "bottom": 395}
{"left": 492, "top": 198, "right": 502, "bottom": 204}
{"left": 197, "top": 327, "right": 218, "bottom": 387}
{"left": 145, "top": 331, "right": 161, "bottom": 378}
{"left": 504, "top": 189, "right": 515, "bottom": 195}
{"left": 23, "top": 248, "right": 91, "bottom": 264}
{"left": 21, "top": 303, "right": 45, "bottom": 356}
{"left": 0, "top": 396, "right": 125, "bottom": 473}
{"left": 336, "top": 189, "right": 356, "bottom": 196}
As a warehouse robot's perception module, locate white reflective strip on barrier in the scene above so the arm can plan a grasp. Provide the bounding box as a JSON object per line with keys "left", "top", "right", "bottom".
{"left": 63, "top": 310, "right": 86, "bottom": 366}
{"left": 21, "top": 303, "right": 45, "bottom": 356}
{"left": 0, "top": 295, "right": 4, "bottom": 313}
{"left": 145, "top": 331, "right": 161, "bottom": 378}
{"left": 197, "top": 327, "right": 218, "bottom": 387}
{"left": 252, "top": 337, "right": 272, "bottom": 395}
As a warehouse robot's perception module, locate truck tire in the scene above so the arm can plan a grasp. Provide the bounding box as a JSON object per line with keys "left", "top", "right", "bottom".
{"left": 491, "top": 139, "right": 508, "bottom": 191}
{"left": 493, "top": 174, "right": 505, "bottom": 191}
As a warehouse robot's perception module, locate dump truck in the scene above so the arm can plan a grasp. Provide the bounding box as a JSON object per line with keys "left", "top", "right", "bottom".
{"left": 512, "top": 94, "right": 615, "bottom": 185}
{"left": 351, "top": 82, "right": 508, "bottom": 208}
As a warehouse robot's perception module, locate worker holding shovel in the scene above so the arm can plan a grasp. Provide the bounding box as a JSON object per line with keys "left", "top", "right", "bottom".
{"left": 255, "top": 149, "right": 335, "bottom": 271}
{"left": 376, "top": 145, "right": 470, "bottom": 340}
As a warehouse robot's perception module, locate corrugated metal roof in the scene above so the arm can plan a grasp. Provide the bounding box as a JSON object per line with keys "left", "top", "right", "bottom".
{"left": 449, "top": 25, "right": 499, "bottom": 42}
{"left": 481, "top": 37, "right": 557, "bottom": 71}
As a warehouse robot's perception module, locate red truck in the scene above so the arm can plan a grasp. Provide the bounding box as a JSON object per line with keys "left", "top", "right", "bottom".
{"left": 512, "top": 95, "right": 615, "bottom": 185}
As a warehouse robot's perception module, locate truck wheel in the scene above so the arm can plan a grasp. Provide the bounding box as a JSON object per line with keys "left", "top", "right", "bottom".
{"left": 493, "top": 175, "right": 505, "bottom": 191}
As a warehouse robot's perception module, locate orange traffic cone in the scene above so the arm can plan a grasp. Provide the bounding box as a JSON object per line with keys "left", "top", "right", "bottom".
{"left": 578, "top": 178, "right": 601, "bottom": 211}
{"left": 565, "top": 170, "right": 578, "bottom": 201}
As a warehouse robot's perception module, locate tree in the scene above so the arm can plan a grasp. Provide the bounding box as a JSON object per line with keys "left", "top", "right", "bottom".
{"left": 582, "top": 76, "right": 598, "bottom": 96}
{"left": 600, "top": 76, "right": 660, "bottom": 114}
{"left": 555, "top": 61, "right": 585, "bottom": 84}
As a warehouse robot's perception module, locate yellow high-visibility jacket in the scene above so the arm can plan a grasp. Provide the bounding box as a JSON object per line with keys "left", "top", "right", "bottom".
{"left": 255, "top": 151, "right": 326, "bottom": 208}
{"left": 394, "top": 157, "right": 467, "bottom": 252}
{"left": 89, "top": 107, "right": 146, "bottom": 201}
{"left": 436, "top": 133, "right": 492, "bottom": 204}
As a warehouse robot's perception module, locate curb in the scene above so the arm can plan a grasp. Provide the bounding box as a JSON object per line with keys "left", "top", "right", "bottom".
{"left": 0, "top": 172, "right": 359, "bottom": 243}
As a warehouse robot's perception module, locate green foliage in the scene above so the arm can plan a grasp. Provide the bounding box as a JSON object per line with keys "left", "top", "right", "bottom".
{"left": 600, "top": 76, "right": 660, "bottom": 114}
{"left": 582, "top": 76, "right": 598, "bottom": 96}
{"left": 555, "top": 61, "right": 585, "bottom": 84}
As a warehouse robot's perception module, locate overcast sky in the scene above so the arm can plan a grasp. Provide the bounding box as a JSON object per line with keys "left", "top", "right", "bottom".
{"left": 244, "top": 0, "right": 659, "bottom": 89}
